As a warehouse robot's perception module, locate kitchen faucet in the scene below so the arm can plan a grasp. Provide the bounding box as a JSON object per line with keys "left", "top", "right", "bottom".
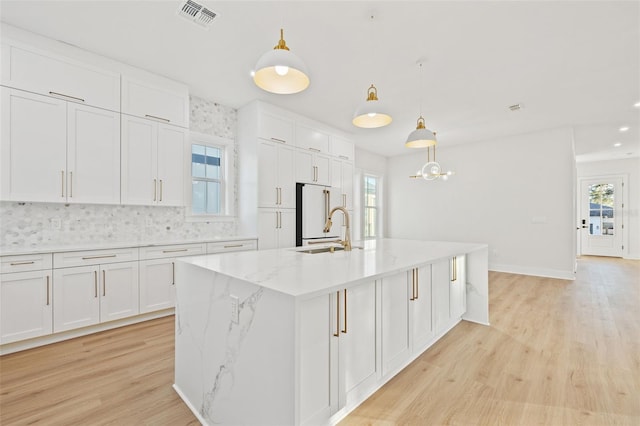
{"left": 323, "top": 206, "right": 352, "bottom": 251}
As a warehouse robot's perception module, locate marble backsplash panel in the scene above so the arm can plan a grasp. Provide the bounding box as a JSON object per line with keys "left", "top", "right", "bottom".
{"left": 0, "top": 95, "right": 239, "bottom": 251}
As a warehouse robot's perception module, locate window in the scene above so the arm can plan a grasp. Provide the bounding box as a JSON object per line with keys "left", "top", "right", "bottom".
{"left": 188, "top": 133, "right": 234, "bottom": 219}
{"left": 363, "top": 174, "right": 378, "bottom": 239}
{"left": 588, "top": 183, "right": 615, "bottom": 236}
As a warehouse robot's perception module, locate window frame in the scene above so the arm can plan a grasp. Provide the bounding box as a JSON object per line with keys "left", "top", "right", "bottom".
{"left": 186, "top": 132, "right": 235, "bottom": 222}
{"left": 362, "top": 173, "right": 381, "bottom": 240}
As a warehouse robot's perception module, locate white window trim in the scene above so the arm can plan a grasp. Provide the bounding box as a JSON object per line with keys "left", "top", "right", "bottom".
{"left": 185, "top": 131, "right": 236, "bottom": 222}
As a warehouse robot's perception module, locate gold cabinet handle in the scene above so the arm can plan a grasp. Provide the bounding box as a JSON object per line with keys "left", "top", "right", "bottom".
{"left": 153, "top": 179, "right": 157, "bottom": 202}
{"left": 416, "top": 268, "right": 419, "bottom": 299}
{"left": 343, "top": 194, "right": 346, "bottom": 208}
{"left": 61, "top": 170, "right": 65, "bottom": 197}
{"left": 341, "top": 289, "right": 347, "bottom": 334}
{"left": 69, "top": 171, "right": 73, "bottom": 198}
{"left": 46, "top": 275, "right": 50, "bottom": 306}
{"left": 270, "top": 137, "right": 286, "bottom": 144}
{"left": 159, "top": 180, "right": 163, "bottom": 202}
{"left": 162, "top": 248, "right": 188, "bottom": 253}
{"left": 94, "top": 271, "right": 98, "bottom": 298}
{"left": 82, "top": 254, "right": 117, "bottom": 260}
{"left": 145, "top": 114, "right": 170, "bottom": 123}
{"left": 10, "top": 261, "right": 35, "bottom": 266}
{"left": 102, "top": 270, "right": 106, "bottom": 296}
{"left": 223, "top": 244, "right": 244, "bottom": 249}
{"left": 410, "top": 269, "right": 417, "bottom": 301}
{"left": 172, "top": 262, "right": 175, "bottom": 285}
{"left": 308, "top": 147, "right": 321, "bottom": 153}
{"left": 49, "top": 91, "right": 85, "bottom": 103}
{"left": 333, "top": 291, "right": 340, "bottom": 337}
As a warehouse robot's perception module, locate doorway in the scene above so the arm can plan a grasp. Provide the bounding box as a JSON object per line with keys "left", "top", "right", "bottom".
{"left": 578, "top": 177, "right": 624, "bottom": 257}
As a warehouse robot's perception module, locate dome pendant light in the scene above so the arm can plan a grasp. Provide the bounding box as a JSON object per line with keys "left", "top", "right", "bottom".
{"left": 405, "top": 116, "right": 437, "bottom": 148}
{"left": 406, "top": 62, "right": 437, "bottom": 147}
{"left": 352, "top": 84, "right": 393, "bottom": 128}
{"left": 253, "top": 28, "right": 310, "bottom": 94}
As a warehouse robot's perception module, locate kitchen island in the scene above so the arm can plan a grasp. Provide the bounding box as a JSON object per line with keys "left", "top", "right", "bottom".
{"left": 174, "top": 239, "right": 489, "bottom": 426}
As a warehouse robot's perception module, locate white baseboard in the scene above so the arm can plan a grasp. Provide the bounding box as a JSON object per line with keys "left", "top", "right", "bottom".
{"left": 0, "top": 309, "right": 174, "bottom": 355}
{"left": 489, "top": 263, "right": 575, "bottom": 280}
{"left": 624, "top": 253, "right": 640, "bottom": 260}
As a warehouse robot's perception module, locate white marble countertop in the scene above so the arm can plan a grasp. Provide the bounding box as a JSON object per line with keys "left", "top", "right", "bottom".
{"left": 179, "top": 238, "right": 488, "bottom": 299}
{"left": 0, "top": 235, "right": 257, "bottom": 257}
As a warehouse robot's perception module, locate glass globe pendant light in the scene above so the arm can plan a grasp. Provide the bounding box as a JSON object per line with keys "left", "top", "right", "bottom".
{"left": 253, "top": 28, "right": 310, "bottom": 94}
{"left": 352, "top": 84, "right": 393, "bottom": 128}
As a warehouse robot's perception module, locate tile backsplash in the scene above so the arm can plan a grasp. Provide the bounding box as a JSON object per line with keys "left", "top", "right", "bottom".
{"left": 0, "top": 95, "right": 239, "bottom": 251}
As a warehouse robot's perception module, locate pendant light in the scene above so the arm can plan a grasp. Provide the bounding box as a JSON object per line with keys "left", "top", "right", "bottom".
{"left": 409, "top": 142, "right": 455, "bottom": 181}
{"left": 405, "top": 62, "right": 437, "bottom": 147}
{"left": 352, "top": 84, "right": 393, "bottom": 128}
{"left": 253, "top": 28, "right": 310, "bottom": 94}
{"left": 352, "top": 15, "right": 392, "bottom": 128}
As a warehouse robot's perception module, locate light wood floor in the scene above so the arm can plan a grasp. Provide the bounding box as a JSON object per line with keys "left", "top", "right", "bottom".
{"left": 1, "top": 256, "right": 638, "bottom": 425}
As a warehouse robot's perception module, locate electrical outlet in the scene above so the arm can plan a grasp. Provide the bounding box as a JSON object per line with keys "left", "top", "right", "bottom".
{"left": 51, "top": 218, "right": 61, "bottom": 230}
{"left": 230, "top": 295, "right": 239, "bottom": 324}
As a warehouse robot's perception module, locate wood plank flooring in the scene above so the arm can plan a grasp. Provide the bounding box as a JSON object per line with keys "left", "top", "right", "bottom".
{"left": 1, "top": 256, "right": 638, "bottom": 425}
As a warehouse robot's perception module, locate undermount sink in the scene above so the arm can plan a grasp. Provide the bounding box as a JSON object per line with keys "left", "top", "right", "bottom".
{"left": 298, "top": 246, "right": 346, "bottom": 254}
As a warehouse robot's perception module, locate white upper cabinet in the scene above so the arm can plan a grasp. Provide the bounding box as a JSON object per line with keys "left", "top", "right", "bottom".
{"left": 330, "top": 135, "right": 355, "bottom": 161}
{"left": 1, "top": 88, "right": 120, "bottom": 204}
{"left": 1, "top": 88, "right": 67, "bottom": 203}
{"left": 1, "top": 42, "right": 120, "bottom": 111}
{"left": 296, "top": 124, "right": 329, "bottom": 153}
{"left": 121, "top": 116, "right": 186, "bottom": 206}
{"left": 258, "top": 112, "right": 294, "bottom": 145}
{"left": 121, "top": 75, "right": 190, "bottom": 128}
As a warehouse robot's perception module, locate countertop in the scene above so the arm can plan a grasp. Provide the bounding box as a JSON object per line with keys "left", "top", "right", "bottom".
{"left": 179, "top": 238, "right": 488, "bottom": 299}
{"left": 0, "top": 235, "right": 258, "bottom": 257}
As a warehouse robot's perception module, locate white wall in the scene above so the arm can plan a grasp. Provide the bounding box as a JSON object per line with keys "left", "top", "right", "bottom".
{"left": 387, "top": 127, "right": 576, "bottom": 279}
{"left": 354, "top": 147, "right": 388, "bottom": 240}
{"left": 577, "top": 157, "right": 640, "bottom": 259}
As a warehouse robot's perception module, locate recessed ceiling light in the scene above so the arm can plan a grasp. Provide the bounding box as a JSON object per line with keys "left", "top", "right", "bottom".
{"left": 619, "top": 126, "right": 630, "bottom": 132}
{"left": 614, "top": 142, "right": 622, "bottom": 147}
{"left": 634, "top": 101, "right": 640, "bottom": 108}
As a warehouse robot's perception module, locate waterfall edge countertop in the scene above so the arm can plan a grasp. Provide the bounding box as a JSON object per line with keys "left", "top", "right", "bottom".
{"left": 179, "top": 238, "right": 487, "bottom": 299}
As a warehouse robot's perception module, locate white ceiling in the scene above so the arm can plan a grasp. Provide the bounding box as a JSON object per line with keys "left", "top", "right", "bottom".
{"left": 1, "top": 0, "right": 639, "bottom": 161}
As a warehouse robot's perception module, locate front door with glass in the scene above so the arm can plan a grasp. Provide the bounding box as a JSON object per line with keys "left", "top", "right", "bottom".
{"left": 579, "top": 177, "right": 624, "bottom": 257}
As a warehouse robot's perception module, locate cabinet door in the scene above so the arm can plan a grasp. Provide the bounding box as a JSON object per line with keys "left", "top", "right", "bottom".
{"left": 1, "top": 88, "right": 67, "bottom": 202}
{"left": 381, "top": 271, "right": 411, "bottom": 375}
{"left": 411, "top": 265, "right": 434, "bottom": 352}
{"left": 314, "top": 154, "right": 331, "bottom": 186}
{"left": 0, "top": 270, "right": 52, "bottom": 344}
{"left": 450, "top": 255, "right": 467, "bottom": 320}
{"left": 341, "top": 161, "right": 354, "bottom": 210}
{"left": 100, "top": 262, "right": 139, "bottom": 322}
{"left": 258, "top": 113, "right": 293, "bottom": 145}
{"left": 121, "top": 76, "right": 189, "bottom": 128}
{"left": 296, "top": 124, "right": 329, "bottom": 153}
{"left": 432, "top": 259, "right": 451, "bottom": 334}
{"left": 277, "top": 145, "right": 296, "bottom": 208}
{"left": 341, "top": 281, "right": 378, "bottom": 406}
{"left": 139, "top": 259, "right": 176, "bottom": 313}
{"left": 157, "top": 124, "right": 186, "bottom": 206}
{"left": 53, "top": 266, "right": 100, "bottom": 332}
{"left": 258, "top": 141, "right": 278, "bottom": 208}
{"left": 295, "top": 150, "right": 314, "bottom": 184}
{"left": 121, "top": 115, "right": 157, "bottom": 205}
{"left": 299, "top": 293, "right": 336, "bottom": 425}
{"left": 67, "top": 103, "right": 120, "bottom": 204}
{"left": 278, "top": 209, "right": 297, "bottom": 249}
{"left": 258, "top": 209, "right": 279, "bottom": 250}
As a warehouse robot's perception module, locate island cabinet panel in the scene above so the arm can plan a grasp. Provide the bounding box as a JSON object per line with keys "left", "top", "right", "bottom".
{"left": 410, "top": 265, "right": 435, "bottom": 352}
{"left": 299, "top": 280, "right": 379, "bottom": 425}
{"left": 381, "top": 271, "right": 411, "bottom": 376}
{"left": 432, "top": 259, "right": 452, "bottom": 334}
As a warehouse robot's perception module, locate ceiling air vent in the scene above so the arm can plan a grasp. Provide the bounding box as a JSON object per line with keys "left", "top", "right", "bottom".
{"left": 508, "top": 103, "right": 523, "bottom": 112}
{"left": 177, "top": 0, "right": 217, "bottom": 29}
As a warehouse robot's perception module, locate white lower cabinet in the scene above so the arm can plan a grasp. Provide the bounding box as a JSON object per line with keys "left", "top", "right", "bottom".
{"left": 139, "top": 259, "right": 176, "bottom": 313}
{"left": 299, "top": 280, "right": 378, "bottom": 425}
{"left": 432, "top": 259, "right": 452, "bottom": 334}
{"left": 53, "top": 261, "right": 138, "bottom": 332}
{"left": 0, "top": 270, "right": 53, "bottom": 344}
{"left": 450, "top": 255, "right": 467, "bottom": 320}
{"left": 381, "top": 271, "right": 411, "bottom": 375}
{"left": 410, "top": 265, "right": 434, "bottom": 352}
{"left": 258, "top": 208, "right": 295, "bottom": 249}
